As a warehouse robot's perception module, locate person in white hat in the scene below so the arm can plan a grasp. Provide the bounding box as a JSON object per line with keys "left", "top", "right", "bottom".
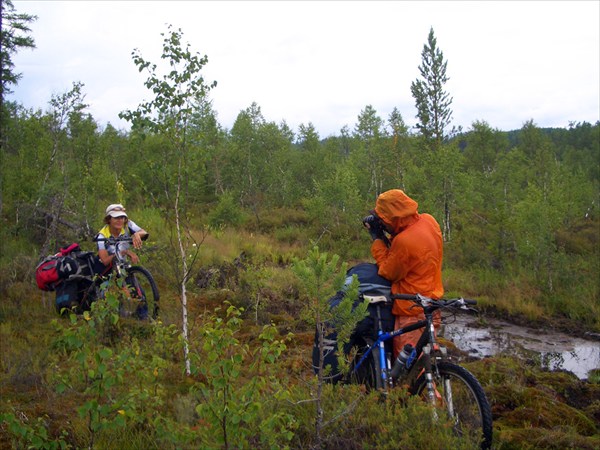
{"left": 95, "top": 203, "right": 148, "bottom": 270}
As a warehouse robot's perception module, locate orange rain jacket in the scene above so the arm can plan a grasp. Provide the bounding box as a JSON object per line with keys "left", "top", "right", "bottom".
{"left": 370, "top": 190, "right": 444, "bottom": 317}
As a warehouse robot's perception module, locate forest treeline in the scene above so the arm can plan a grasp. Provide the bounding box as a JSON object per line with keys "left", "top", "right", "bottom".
{"left": 1, "top": 81, "right": 598, "bottom": 329}
{"left": 1, "top": 4, "right": 598, "bottom": 331}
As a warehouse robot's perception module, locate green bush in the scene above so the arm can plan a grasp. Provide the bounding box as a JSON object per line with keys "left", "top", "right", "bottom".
{"left": 207, "top": 192, "right": 247, "bottom": 228}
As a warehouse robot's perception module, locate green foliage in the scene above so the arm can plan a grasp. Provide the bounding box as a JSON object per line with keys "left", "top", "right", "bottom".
{"left": 119, "top": 25, "right": 217, "bottom": 215}
{"left": 207, "top": 191, "right": 246, "bottom": 228}
{"left": 47, "top": 280, "right": 181, "bottom": 448}
{"left": 352, "top": 104, "right": 389, "bottom": 198}
{"left": 330, "top": 275, "right": 367, "bottom": 374}
{"left": 118, "top": 24, "right": 222, "bottom": 376}
{"left": 50, "top": 293, "right": 130, "bottom": 446}
{"left": 120, "top": 25, "right": 216, "bottom": 136}
{"left": 0, "top": 412, "right": 71, "bottom": 449}
{"left": 291, "top": 246, "right": 346, "bottom": 325}
{"left": 189, "top": 304, "right": 296, "bottom": 448}
{"left": 291, "top": 246, "right": 369, "bottom": 446}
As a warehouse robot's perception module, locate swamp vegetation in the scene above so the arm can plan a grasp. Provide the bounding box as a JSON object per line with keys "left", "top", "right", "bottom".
{"left": 0, "top": 229, "right": 599, "bottom": 449}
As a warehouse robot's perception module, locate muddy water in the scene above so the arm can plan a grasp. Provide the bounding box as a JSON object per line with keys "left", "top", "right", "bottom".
{"left": 441, "top": 314, "right": 600, "bottom": 380}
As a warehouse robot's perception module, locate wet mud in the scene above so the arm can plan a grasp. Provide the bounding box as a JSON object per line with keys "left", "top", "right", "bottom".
{"left": 442, "top": 314, "right": 600, "bottom": 380}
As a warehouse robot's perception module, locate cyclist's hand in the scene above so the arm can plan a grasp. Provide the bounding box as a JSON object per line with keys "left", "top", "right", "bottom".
{"left": 126, "top": 250, "right": 140, "bottom": 264}
{"left": 364, "top": 221, "right": 385, "bottom": 241}
{"left": 132, "top": 232, "right": 143, "bottom": 249}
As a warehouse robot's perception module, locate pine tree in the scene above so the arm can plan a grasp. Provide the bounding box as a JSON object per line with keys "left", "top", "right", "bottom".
{"left": 0, "top": 0, "right": 37, "bottom": 105}
{"left": 410, "top": 27, "right": 453, "bottom": 148}
{"left": 1, "top": 0, "right": 37, "bottom": 215}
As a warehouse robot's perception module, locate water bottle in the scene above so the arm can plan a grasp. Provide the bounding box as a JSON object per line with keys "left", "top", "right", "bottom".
{"left": 390, "top": 344, "right": 415, "bottom": 379}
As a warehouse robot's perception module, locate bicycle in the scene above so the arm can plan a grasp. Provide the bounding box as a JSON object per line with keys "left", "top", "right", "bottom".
{"left": 347, "top": 293, "right": 493, "bottom": 449}
{"left": 71, "top": 235, "right": 160, "bottom": 320}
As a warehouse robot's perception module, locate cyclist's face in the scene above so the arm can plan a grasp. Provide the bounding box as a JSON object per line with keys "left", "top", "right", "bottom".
{"left": 110, "top": 216, "right": 126, "bottom": 231}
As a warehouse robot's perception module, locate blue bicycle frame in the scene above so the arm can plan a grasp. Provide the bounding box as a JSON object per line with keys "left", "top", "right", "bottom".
{"left": 353, "top": 315, "right": 428, "bottom": 390}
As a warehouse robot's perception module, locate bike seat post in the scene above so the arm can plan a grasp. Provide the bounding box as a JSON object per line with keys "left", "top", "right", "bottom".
{"left": 375, "top": 304, "right": 383, "bottom": 331}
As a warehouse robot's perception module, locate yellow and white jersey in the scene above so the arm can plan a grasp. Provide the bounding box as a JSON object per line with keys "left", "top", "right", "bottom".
{"left": 95, "top": 220, "right": 142, "bottom": 254}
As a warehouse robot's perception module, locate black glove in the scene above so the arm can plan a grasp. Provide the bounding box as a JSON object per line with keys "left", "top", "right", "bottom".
{"left": 362, "top": 214, "right": 385, "bottom": 241}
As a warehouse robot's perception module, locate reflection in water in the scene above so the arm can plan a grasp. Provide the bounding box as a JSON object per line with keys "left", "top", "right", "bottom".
{"left": 441, "top": 314, "right": 600, "bottom": 380}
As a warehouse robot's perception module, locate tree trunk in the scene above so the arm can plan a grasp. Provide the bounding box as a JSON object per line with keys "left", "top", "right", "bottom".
{"left": 175, "top": 159, "right": 192, "bottom": 376}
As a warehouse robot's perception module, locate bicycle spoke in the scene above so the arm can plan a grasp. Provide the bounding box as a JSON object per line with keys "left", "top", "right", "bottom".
{"left": 412, "top": 362, "right": 493, "bottom": 449}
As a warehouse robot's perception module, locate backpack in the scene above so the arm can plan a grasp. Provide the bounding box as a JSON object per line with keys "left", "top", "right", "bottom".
{"left": 35, "top": 256, "right": 61, "bottom": 291}
{"left": 35, "top": 243, "right": 82, "bottom": 291}
{"left": 312, "top": 263, "right": 393, "bottom": 383}
{"left": 348, "top": 263, "right": 395, "bottom": 341}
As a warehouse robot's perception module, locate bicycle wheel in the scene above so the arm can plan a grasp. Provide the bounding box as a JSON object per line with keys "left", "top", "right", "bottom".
{"left": 411, "top": 361, "right": 493, "bottom": 449}
{"left": 122, "top": 266, "right": 159, "bottom": 320}
{"left": 347, "top": 344, "right": 377, "bottom": 389}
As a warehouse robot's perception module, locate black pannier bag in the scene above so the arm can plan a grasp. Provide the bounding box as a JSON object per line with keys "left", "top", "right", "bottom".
{"left": 54, "top": 250, "right": 99, "bottom": 314}
{"left": 55, "top": 279, "right": 81, "bottom": 313}
{"left": 72, "top": 251, "right": 97, "bottom": 278}
{"left": 312, "top": 263, "right": 393, "bottom": 383}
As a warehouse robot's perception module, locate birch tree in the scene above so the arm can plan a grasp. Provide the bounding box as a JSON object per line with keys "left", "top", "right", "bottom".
{"left": 37, "top": 82, "right": 89, "bottom": 255}
{"left": 120, "top": 25, "right": 216, "bottom": 375}
{"left": 353, "top": 105, "right": 387, "bottom": 199}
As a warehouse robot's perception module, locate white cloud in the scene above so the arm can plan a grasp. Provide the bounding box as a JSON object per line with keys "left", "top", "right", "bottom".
{"left": 10, "top": 1, "right": 600, "bottom": 137}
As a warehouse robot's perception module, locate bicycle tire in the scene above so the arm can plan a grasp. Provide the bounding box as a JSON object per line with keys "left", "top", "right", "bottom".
{"left": 410, "top": 361, "right": 493, "bottom": 449}
{"left": 123, "top": 266, "right": 160, "bottom": 320}
{"left": 347, "top": 344, "right": 377, "bottom": 389}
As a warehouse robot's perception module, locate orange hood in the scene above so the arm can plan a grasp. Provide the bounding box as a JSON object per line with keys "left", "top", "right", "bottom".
{"left": 374, "top": 189, "right": 419, "bottom": 233}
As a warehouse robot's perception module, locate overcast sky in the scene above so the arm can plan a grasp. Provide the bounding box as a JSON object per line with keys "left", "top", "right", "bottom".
{"left": 9, "top": 1, "right": 600, "bottom": 138}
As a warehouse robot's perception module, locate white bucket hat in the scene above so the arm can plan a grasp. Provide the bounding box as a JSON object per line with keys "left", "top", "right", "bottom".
{"left": 105, "top": 203, "right": 128, "bottom": 218}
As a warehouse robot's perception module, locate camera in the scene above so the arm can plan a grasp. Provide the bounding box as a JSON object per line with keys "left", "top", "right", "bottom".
{"left": 363, "top": 213, "right": 391, "bottom": 246}
{"left": 362, "top": 214, "right": 385, "bottom": 236}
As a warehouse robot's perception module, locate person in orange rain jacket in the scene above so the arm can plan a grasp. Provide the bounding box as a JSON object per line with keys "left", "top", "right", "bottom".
{"left": 362, "top": 189, "right": 444, "bottom": 358}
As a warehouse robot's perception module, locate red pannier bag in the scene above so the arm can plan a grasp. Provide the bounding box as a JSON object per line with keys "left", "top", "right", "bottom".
{"left": 35, "top": 256, "right": 61, "bottom": 291}
{"left": 35, "top": 243, "right": 81, "bottom": 291}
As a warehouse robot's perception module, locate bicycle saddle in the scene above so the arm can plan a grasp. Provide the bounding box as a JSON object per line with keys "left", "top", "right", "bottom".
{"left": 363, "top": 294, "right": 391, "bottom": 304}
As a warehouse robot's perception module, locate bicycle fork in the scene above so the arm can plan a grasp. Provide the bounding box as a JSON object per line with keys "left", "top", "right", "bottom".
{"left": 420, "top": 345, "right": 432, "bottom": 400}
{"left": 422, "top": 316, "right": 451, "bottom": 420}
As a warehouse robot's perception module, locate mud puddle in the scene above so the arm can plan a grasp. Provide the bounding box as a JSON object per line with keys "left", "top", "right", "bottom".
{"left": 441, "top": 314, "right": 600, "bottom": 380}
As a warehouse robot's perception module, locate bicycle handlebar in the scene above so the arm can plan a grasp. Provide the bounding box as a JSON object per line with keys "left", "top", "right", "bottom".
{"left": 391, "top": 293, "right": 477, "bottom": 308}
{"left": 93, "top": 234, "right": 149, "bottom": 243}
